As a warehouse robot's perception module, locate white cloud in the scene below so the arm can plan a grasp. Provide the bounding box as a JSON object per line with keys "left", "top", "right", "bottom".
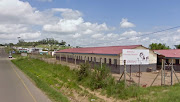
{"left": 0, "top": 0, "right": 56, "bottom": 25}
{"left": 73, "top": 33, "right": 81, "bottom": 38}
{"left": 107, "top": 33, "right": 119, "bottom": 38}
{"left": 43, "top": 11, "right": 109, "bottom": 35}
{"left": 91, "top": 34, "right": 103, "bottom": 39}
{"left": 43, "top": 17, "right": 84, "bottom": 33}
{"left": 52, "top": 8, "right": 82, "bottom": 19}
{"left": 120, "top": 18, "right": 135, "bottom": 28}
{"left": 121, "top": 30, "right": 141, "bottom": 36}
{"left": 83, "top": 29, "right": 93, "bottom": 34}
{"left": 177, "top": 29, "right": 180, "bottom": 33}
{"left": 0, "top": 24, "right": 28, "bottom": 34}
{"left": 0, "top": 32, "right": 41, "bottom": 40}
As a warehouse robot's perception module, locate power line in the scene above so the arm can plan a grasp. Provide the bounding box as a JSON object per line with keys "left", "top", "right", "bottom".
{"left": 81, "top": 25, "right": 180, "bottom": 47}
{"left": 136, "top": 25, "right": 180, "bottom": 37}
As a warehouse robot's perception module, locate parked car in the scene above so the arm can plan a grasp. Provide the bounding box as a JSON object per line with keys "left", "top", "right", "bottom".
{"left": 9, "top": 55, "right": 12, "bottom": 58}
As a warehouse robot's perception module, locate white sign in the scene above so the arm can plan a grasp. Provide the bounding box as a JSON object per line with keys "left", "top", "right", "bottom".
{"left": 122, "top": 49, "right": 149, "bottom": 65}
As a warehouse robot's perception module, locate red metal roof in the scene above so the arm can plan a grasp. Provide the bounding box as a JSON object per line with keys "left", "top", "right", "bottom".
{"left": 154, "top": 49, "right": 180, "bottom": 58}
{"left": 56, "top": 45, "right": 142, "bottom": 55}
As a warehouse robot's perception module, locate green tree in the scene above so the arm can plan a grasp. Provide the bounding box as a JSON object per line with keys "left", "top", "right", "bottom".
{"left": 149, "top": 43, "right": 170, "bottom": 50}
{"left": 175, "top": 45, "right": 180, "bottom": 49}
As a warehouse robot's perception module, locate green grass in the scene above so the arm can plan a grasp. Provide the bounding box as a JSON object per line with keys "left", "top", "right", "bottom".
{"left": 12, "top": 58, "right": 70, "bottom": 102}
{"left": 36, "top": 44, "right": 71, "bottom": 51}
{"left": 11, "top": 57, "right": 180, "bottom": 102}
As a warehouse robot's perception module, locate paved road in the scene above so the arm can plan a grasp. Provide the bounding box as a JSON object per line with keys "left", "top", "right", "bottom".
{"left": 0, "top": 47, "right": 52, "bottom": 102}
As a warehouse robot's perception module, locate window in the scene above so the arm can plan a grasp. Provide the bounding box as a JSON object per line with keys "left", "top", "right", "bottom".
{"left": 114, "top": 59, "right": 117, "bottom": 68}
{"left": 94, "top": 57, "right": 96, "bottom": 62}
{"left": 176, "top": 59, "right": 179, "bottom": 65}
{"left": 109, "top": 59, "right": 111, "bottom": 65}
{"left": 91, "top": 57, "right": 93, "bottom": 62}
{"left": 166, "top": 59, "right": 169, "bottom": 64}
{"left": 104, "top": 58, "right": 106, "bottom": 64}
{"left": 114, "top": 59, "right": 117, "bottom": 65}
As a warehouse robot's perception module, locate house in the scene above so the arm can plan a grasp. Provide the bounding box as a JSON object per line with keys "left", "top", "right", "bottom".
{"left": 154, "top": 49, "right": 180, "bottom": 70}
{"left": 55, "top": 45, "right": 157, "bottom": 73}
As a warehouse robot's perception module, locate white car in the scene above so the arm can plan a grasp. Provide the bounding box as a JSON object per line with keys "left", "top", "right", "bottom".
{"left": 9, "top": 55, "right": 12, "bottom": 58}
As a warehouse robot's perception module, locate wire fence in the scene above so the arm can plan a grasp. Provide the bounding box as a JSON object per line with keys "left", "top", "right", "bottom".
{"left": 29, "top": 54, "right": 180, "bottom": 87}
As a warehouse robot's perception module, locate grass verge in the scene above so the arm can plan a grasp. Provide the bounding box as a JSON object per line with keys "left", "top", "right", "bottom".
{"left": 12, "top": 58, "right": 69, "bottom": 102}
{"left": 12, "top": 57, "right": 180, "bottom": 102}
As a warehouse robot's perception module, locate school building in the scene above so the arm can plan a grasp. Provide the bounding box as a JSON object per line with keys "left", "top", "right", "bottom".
{"left": 55, "top": 45, "right": 157, "bottom": 73}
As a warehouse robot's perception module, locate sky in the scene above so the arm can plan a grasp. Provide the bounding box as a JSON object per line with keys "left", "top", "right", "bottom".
{"left": 0, "top": 0, "right": 180, "bottom": 48}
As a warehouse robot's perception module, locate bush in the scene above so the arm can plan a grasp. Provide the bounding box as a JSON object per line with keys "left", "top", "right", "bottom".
{"left": 77, "top": 62, "right": 90, "bottom": 81}
{"left": 89, "top": 65, "right": 111, "bottom": 90}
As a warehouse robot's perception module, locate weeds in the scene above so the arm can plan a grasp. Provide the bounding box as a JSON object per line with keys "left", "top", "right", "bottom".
{"left": 12, "top": 57, "right": 180, "bottom": 102}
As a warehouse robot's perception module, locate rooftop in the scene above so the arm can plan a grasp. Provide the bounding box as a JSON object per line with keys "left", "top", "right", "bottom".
{"left": 56, "top": 45, "right": 142, "bottom": 55}
{"left": 154, "top": 49, "right": 180, "bottom": 58}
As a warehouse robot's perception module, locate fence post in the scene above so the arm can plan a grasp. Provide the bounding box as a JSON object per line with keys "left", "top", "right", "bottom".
{"left": 171, "top": 59, "right": 173, "bottom": 86}
{"left": 130, "top": 65, "right": 132, "bottom": 80}
{"left": 100, "top": 58, "right": 102, "bottom": 68}
{"left": 138, "top": 65, "right": 140, "bottom": 86}
{"left": 124, "top": 60, "right": 126, "bottom": 88}
{"left": 66, "top": 55, "right": 68, "bottom": 62}
{"left": 164, "top": 59, "right": 166, "bottom": 85}
{"left": 59, "top": 54, "right": 61, "bottom": 63}
{"left": 75, "top": 55, "right": 76, "bottom": 65}
{"left": 161, "top": 59, "right": 163, "bottom": 86}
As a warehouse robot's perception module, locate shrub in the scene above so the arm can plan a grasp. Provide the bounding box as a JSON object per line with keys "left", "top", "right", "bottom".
{"left": 77, "top": 62, "right": 90, "bottom": 81}
{"left": 89, "top": 65, "right": 111, "bottom": 90}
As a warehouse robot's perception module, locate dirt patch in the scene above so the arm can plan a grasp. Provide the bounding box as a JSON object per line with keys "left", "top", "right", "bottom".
{"left": 113, "top": 70, "right": 180, "bottom": 87}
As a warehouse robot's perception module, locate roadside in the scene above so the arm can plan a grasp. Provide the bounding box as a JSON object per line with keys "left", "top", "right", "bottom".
{"left": 11, "top": 53, "right": 180, "bottom": 102}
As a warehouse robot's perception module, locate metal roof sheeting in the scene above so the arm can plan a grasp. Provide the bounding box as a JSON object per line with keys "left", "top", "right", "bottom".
{"left": 56, "top": 45, "right": 142, "bottom": 55}
{"left": 154, "top": 49, "right": 180, "bottom": 58}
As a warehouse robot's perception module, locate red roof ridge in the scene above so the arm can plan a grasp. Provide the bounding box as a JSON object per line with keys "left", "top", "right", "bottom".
{"left": 154, "top": 49, "right": 180, "bottom": 51}
{"left": 73, "top": 45, "right": 142, "bottom": 49}
{"left": 56, "top": 45, "right": 143, "bottom": 55}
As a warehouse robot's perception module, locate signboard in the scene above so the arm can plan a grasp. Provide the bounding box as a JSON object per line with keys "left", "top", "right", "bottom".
{"left": 122, "top": 49, "right": 149, "bottom": 65}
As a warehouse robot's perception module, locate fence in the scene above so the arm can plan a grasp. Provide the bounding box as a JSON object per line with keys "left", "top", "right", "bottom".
{"left": 30, "top": 54, "right": 180, "bottom": 87}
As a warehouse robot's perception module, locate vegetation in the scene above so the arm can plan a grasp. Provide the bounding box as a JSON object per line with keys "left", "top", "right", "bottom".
{"left": 149, "top": 43, "right": 170, "bottom": 50}
{"left": 16, "top": 38, "right": 67, "bottom": 47}
{"left": 12, "top": 57, "right": 180, "bottom": 102}
{"left": 175, "top": 44, "right": 180, "bottom": 49}
{"left": 4, "top": 38, "right": 71, "bottom": 51}
{"left": 12, "top": 58, "right": 100, "bottom": 102}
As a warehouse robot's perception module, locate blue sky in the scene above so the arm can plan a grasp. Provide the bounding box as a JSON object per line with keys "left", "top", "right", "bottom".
{"left": 27, "top": 0, "right": 180, "bottom": 28}
{"left": 0, "top": 0, "right": 180, "bottom": 48}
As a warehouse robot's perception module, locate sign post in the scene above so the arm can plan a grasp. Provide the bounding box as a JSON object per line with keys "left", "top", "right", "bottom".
{"left": 124, "top": 60, "right": 126, "bottom": 88}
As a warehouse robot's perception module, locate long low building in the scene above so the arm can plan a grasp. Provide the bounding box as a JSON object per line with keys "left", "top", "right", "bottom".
{"left": 55, "top": 45, "right": 157, "bottom": 73}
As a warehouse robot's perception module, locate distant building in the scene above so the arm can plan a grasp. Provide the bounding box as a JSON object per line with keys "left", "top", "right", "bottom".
{"left": 154, "top": 49, "right": 180, "bottom": 70}
{"left": 55, "top": 45, "right": 157, "bottom": 73}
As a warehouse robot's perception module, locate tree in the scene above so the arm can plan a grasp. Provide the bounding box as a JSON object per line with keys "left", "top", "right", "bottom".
{"left": 149, "top": 43, "right": 170, "bottom": 50}
{"left": 175, "top": 45, "right": 180, "bottom": 49}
